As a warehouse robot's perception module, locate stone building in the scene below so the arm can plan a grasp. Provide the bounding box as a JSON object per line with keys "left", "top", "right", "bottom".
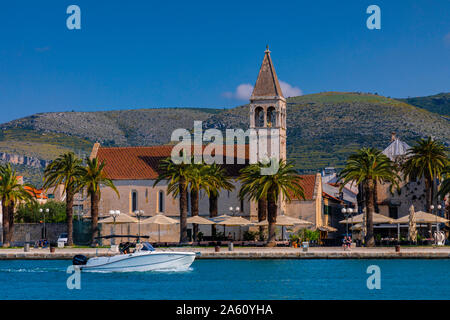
{"left": 85, "top": 48, "right": 326, "bottom": 241}
{"left": 377, "top": 133, "right": 427, "bottom": 219}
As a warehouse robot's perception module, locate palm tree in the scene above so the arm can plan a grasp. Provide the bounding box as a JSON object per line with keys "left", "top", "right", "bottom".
{"left": 154, "top": 157, "right": 190, "bottom": 243}
{"left": 438, "top": 166, "right": 450, "bottom": 199}
{"left": 202, "top": 164, "right": 234, "bottom": 237}
{"left": 185, "top": 161, "right": 210, "bottom": 241}
{"left": 82, "top": 157, "right": 120, "bottom": 245}
{"left": 403, "top": 137, "right": 448, "bottom": 212}
{"left": 0, "top": 164, "right": 34, "bottom": 247}
{"left": 339, "top": 148, "right": 400, "bottom": 247}
{"left": 238, "top": 160, "right": 305, "bottom": 245}
{"left": 43, "top": 152, "right": 85, "bottom": 246}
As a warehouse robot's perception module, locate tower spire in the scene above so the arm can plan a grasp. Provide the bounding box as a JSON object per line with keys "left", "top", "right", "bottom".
{"left": 251, "top": 46, "right": 284, "bottom": 99}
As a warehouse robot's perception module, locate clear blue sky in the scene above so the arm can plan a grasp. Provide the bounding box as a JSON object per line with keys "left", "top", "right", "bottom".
{"left": 0, "top": 0, "right": 449, "bottom": 123}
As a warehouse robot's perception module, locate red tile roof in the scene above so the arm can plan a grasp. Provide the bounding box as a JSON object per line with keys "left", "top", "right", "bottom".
{"left": 24, "top": 186, "right": 48, "bottom": 199}
{"left": 288, "top": 174, "right": 317, "bottom": 201}
{"left": 96, "top": 145, "right": 249, "bottom": 180}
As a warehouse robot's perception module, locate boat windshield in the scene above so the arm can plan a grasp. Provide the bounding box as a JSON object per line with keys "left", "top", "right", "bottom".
{"left": 141, "top": 242, "right": 155, "bottom": 251}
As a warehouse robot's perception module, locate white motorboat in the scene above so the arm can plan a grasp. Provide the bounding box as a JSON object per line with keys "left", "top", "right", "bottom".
{"left": 73, "top": 242, "right": 197, "bottom": 272}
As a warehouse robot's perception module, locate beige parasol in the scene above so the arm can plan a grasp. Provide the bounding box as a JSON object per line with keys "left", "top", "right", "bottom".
{"left": 216, "top": 216, "right": 252, "bottom": 241}
{"left": 141, "top": 214, "right": 178, "bottom": 242}
{"left": 98, "top": 213, "right": 138, "bottom": 224}
{"left": 209, "top": 214, "right": 233, "bottom": 223}
{"left": 186, "top": 216, "right": 215, "bottom": 225}
{"left": 216, "top": 216, "right": 253, "bottom": 226}
{"left": 395, "top": 211, "right": 449, "bottom": 224}
{"left": 141, "top": 214, "right": 178, "bottom": 225}
{"left": 255, "top": 215, "right": 313, "bottom": 226}
{"left": 317, "top": 225, "right": 337, "bottom": 232}
{"left": 339, "top": 212, "right": 394, "bottom": 224}
{"left": 98, "top": 213, "right": 139, "bottom": 245}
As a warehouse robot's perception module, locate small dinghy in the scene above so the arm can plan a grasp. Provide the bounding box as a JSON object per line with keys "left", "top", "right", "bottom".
{"left": 73, "top": 239, "right": 197, "bottom": 272}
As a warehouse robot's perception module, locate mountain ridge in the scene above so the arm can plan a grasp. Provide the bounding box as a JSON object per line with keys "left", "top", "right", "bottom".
{"left": 1, "top": 91, "right": 449, "bottom": 186}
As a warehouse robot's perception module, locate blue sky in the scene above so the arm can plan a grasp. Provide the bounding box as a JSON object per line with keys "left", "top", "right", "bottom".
{"left": 0, "top": 0, "right": 449, "bottom": 123}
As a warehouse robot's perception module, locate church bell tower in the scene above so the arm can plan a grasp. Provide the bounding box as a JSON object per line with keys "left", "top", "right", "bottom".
{"left": 249, "top": 46, "right": 287, "bottom": 162}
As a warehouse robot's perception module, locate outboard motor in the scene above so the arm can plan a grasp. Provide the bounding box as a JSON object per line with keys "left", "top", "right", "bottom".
{"left": 73, "top": 254, "right": 88, "bottom": 265}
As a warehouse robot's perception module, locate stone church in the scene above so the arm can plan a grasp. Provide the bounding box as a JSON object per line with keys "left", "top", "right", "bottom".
{"left": 88, "top": 48, "right": 326, "bottom": 242}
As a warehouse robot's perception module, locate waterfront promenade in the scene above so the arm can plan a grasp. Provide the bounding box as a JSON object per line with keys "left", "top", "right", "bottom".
{"left": 1, "top": 246, "right": 450, "bottom": 260}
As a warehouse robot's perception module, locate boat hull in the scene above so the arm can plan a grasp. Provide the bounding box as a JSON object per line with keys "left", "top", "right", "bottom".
{"left": 80, "top": 251, "right": 196, "bottom": 272}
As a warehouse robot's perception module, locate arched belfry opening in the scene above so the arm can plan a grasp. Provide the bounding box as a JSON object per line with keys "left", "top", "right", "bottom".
{"left": 267, "top": 106, "right": 276, "bottom": 128}
{"left": 255, "top": 106, "right": 265, "bottom": 127}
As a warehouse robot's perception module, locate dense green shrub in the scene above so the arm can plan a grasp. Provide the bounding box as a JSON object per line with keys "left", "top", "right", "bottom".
{"left": 15, "top": 201, "right": 67, "bottom": 223}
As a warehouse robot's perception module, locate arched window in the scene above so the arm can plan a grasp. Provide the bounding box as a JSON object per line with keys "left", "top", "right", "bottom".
{"left": 131, "top": 190, "right": 138, "bottom": 212}
{"left": 267, "top": 107, "right": 276, "bottom": 127}
{"left": 255, "top": 107, "right": 264, "bottom": 127}
{"left": 158, "top": 190, "right": 165, "bottom": 213}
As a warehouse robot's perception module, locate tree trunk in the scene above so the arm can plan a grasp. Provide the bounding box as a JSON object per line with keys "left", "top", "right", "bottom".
{"left": 267, "top": 192, "right": 277, "bottom": 246}
{"left": 7, "top": 203, "right": 14, "bottom": 246}
{"left": 90, "top": 190, "right": 99, "bottom": 246}
{"left": 425, "top": 177, "right": 432, "bottom": 212}
{"left": 209, "top": 194, "right": 218, "bottom": 237}
{"left": 66, "top": 188, "right": 74, "bottom": 246}
{"left": 374, "top": 180, "right": 379, "bottom": 213}
{"left": 2, "top": 200, "right": 10, "bottom": 247}
{"left": 179, "top": 178, "right": 188, "bottom": 243}
{"left": 365, "top": 180, "right": 376, "bottom": 247}
{"left": 258, "top": 198, "right": 267, "bottom": 240}
{"left": 190, "top": 188, "right": 199, "bottom": 241}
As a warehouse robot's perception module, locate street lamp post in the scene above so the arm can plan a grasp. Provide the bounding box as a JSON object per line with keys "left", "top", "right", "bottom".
{"left": 229, "top": 206, "right": 240, "bottom": 241}
{"left": 341, "top": 208, "right": 348, "bottom": 237}
{"left": 39, "top": 208, "right": 49, "bottom": 239}
{"left": 134, "top": 210, "right": 144, "bottom": 243}
{"left": 109, "top": 210, "right": 120, "bottom": 245}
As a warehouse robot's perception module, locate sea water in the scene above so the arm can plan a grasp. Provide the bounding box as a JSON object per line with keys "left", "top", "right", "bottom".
{"left": 0, "top": 259, "right": 449, "bottom": 300}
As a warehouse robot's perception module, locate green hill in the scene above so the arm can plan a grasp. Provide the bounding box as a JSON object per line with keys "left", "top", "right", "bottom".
{"left": 205, "top": 92, "right": 450, "bottom": 171}
{"left": 397, "top": 93, "right": 450, "bottom": 117}
{"left": 1, "top": 92, "right": 449, "bottom": 185}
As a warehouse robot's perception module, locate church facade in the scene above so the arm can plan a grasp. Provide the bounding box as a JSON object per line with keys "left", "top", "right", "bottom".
{"left": 88, "top": 48, "right": 327, "bottom": 242}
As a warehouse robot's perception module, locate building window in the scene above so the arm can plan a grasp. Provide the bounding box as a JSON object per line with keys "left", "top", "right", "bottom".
{"left": 158, "top": 191, "right": 165, "bottom": 213}
{"left": 132, "top": 191, "right": 138, "bottom": 212}
{"left": 388, "top": 206, "right": 398, "bottom": 219}
{"left": 240, "top": 199, "right": 244, "bottom": 212}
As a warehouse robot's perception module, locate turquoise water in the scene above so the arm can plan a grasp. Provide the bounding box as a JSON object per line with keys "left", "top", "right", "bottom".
{"left": 0, "top": 259, "right": 449, "bottom": 299}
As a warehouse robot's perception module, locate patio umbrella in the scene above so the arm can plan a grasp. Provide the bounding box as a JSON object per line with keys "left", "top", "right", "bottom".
{"left": 394, "top": 211, "right": 449, "bottom": 224}
{"left": 186, "top": 216, "right": 215, "bottom": 225}
{"left": 317, "top": 225, "right": 337, "bottom": 232}
{"left": 408, "top": 205, "right": 417, "bottom": 243}
{"left": 209, "top": 215, "right": 233, "bottom": 236}
{"left": 141, "top": 214, "right": 179, "bottom": 242}
{"left": 99, "top": 213, "right": 138, "bottom": 224}
{"left": 255, "top": 215, "right": 313, "bottom": 226}
{"left": 209, "top": 214, "right": 233, "bottom": 223}
{"left": 99, "top": 213, "right": 139, "bottom": 245}
{"left": 339, "top": 212, "right": 394, "bottom": 224}
{"left": 216, "top": 216, "right": 252, "bottom": 240}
